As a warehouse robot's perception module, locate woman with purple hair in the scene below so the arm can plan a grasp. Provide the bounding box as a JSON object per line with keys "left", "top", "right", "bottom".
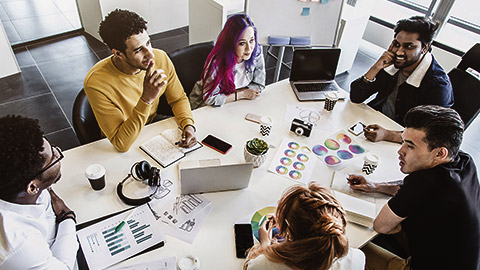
{"left": 189, "top": 14, "right": 266, "bottom": 109}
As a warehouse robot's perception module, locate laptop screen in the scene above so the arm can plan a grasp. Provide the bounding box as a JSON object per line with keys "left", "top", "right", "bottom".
{"left": 289, "top": 48, "right": 341, "bottom": 81}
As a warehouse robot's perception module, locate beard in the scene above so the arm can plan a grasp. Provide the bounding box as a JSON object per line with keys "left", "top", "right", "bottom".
{"left": 124, "top": 56, "right": 150, "bottom": 71}
{"left": 393, "top": 52, "right": 422, "bottom": 69}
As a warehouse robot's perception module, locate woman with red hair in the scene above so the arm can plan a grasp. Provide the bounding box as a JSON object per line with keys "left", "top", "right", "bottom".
{"left": 189, "top": 14, "right": 265, "bottom": 109}
{"left": 244, "top": 183, "right": 365, "bottom": 270}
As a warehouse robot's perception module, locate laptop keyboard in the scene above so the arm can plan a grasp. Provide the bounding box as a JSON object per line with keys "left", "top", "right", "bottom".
{"left": 295, "top": 83, "right": 338, "bottom": 92}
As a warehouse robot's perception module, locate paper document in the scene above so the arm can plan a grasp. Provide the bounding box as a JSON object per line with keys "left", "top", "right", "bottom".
{"left": 284, "top": 104, "right": 323, "bottom": 126}
{"left": 310, "top": 129, "right": 368, "bottom": 170}
{"left": 330, "top": 171, "right": 375, "bottom": 203}
{"left": 109, "top": 256, "right": 176, "bottom": 270}
{"left": 76, "top": 204, "right": 166, "bottom": 270}
{"left": 268, "top": 137, "right": 317, "bottom": 184}
{"left": 148, "top": 184, "right": 212, "bottom": 244}
{"left": 332, "top": 190, "right": 376, "bottom": 228}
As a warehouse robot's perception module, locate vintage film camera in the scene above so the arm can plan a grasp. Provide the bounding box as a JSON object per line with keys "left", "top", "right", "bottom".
{"left": 290, "top": 118, "right": 313, "bottom": 137}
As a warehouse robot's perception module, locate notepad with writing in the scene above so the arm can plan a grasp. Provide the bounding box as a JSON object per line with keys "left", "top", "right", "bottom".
{"left": 140, "top": 129, "right": 202, "bottom": 168}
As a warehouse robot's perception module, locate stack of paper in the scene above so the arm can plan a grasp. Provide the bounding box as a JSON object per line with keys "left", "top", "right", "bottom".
{"left": 332, "top": 190, "right": 376, "bottom": 228}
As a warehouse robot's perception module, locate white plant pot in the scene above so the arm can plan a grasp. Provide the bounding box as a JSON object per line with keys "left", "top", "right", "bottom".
{"left": 244, "top": 145, "right": 268, "bottom": 168}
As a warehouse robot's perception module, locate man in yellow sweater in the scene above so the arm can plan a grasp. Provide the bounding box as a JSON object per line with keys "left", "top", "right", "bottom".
{"left": 84, "top": 9, "right": 196, "bottom": 152}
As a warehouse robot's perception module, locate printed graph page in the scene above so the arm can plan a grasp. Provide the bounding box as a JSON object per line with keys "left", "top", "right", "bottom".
{"left": 77, "top": 204, "right": 166, "bottom": 270}
{"left": 109, "top": 256, "right": 176, "bottom": 270}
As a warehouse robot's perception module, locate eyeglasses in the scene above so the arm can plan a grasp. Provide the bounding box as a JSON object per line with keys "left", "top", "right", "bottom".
{"left": 31, "top": 142, "right": 64, "bottom": 180}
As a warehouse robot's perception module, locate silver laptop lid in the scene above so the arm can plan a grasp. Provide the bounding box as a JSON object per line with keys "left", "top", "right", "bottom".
{"left": 180, "top": 162, "right": 254, "bottom": 194}
{"left": 289, "top": 48, "right": 341, "bottom": 82}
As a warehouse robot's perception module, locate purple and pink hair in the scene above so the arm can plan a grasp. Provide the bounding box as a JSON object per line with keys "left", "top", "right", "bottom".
{"left": 201, "top": 14, "right": 260, "bottom": 99}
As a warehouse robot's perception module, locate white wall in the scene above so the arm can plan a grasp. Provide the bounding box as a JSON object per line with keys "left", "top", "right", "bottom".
{"left": 77, "top": 0, "right": 189, "bottom": 42}
{"left": 76, "top": 0, "right": 103, "bottom": 40}
{"left": 0, "top": 21, "right": 20, "bottom": 78}
{"left": 362, "top": 20, "right": 461, "bottom": 72}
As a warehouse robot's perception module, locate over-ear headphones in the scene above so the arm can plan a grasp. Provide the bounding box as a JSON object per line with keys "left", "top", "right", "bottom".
{"left": 133, "top": 161, "right": 161, "bottom": 187}
{"left": 116, "top": 161, "right": 162, "bottom": 205}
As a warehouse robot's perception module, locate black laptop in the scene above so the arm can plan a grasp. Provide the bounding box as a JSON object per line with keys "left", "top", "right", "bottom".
{"left": 289, "top": 48, "right": 343, "bottom": 101}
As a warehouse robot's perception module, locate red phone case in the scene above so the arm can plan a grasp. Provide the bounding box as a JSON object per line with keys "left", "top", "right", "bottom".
{"left": 201, "top": 136, "right": 232, "bottom": 154}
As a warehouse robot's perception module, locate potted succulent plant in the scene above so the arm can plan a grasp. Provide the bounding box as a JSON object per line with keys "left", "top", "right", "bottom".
{"left": 244, "top": 138, "right": 269, "bottom": 168}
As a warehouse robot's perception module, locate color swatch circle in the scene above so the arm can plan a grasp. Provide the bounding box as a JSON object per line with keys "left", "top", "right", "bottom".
{"left": 284, "top": 149, "right": 296, "bottom": 157}
{"left": 336, "top": 133, "right": 352, "bottom": 144}
{"left": 324, "top": 139, "right": 340, "bottom": 150}
{"left": 325, "top": 155, "right": 341, "bottom": 165}
{"left": 293, "top": 162, "right": 305, "bottom": 170}
{"left": 280, "top": 157, "right": 292, "bottom": 166}
{"left": 349, "top": 144, "right": 365, "bottom": 154}
{"left": 289, "top": 170, "right": 302, "bottom": 180}
{"left": 301, "top": 146, "right": 311, "bottom": 153}
{"left": 276, "top": 165, "right": 288, "bottom": 175}
{"left": 251, "top": 206, "right": 277, "bottom": 240}
{"left": 337, "top": 150, "right": 354, "bottom": 160}
{"left": 312, "top": 145, "right": 328, "bottom": 156}
{"left": 297, "top": 154, "right": 309, "bottom": 162}
{"left": 288, "top": 142, "right": 300, "bottom": 150}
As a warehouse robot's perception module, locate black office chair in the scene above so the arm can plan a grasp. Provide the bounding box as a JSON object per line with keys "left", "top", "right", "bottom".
{"left": 72, "top": 89, "right": 102, "bottom": 144}
{"left": 156, "top": 41, "right": 215, "bottom": 118}
{"left": 449, "top": 43, "right": 480, "bottom": 129}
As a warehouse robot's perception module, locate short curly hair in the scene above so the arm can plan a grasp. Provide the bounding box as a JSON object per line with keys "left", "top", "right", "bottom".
{"left": 99, "top": 9, "right": 148, "bottom": 53}
{"left": 0, "top": 115, "right": 45, "bottom": 200}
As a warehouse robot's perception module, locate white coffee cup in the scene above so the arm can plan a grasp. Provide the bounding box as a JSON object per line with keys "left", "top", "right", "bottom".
{"left": 362, "top": 154, "right": 379, "bottom": 175}
{"left": 324, "top": 91, "right": 339, "bottom": 111}
{"left": 259, "top": 116, "right": 273, "bottom": 137}
{"left": 85, "top": 164, "right": 106, "bottom": 191}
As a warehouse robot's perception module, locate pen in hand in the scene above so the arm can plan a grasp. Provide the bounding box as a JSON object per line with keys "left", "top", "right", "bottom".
{"left": 346, "top": 174, "right": 360, "bottom": 185}
{"left": 175, "top": 137, "right": 187, "bottom": 146}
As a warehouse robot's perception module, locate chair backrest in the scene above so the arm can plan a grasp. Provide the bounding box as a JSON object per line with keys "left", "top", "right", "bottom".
{"left": 449, "top": 68, "right": 480, "bottom": 129}
{"left": 169, "top": 41, "right": 214, "bottom": 96}
{"left": 72, "top": 89, "right": 102, "bottom": 144}
{"left": 156, "top": 41, "right": 215, "bottom": 117}
{"left": 449, "top": 43, "right": 480, "bottom": 129}
{"left": 457, "top": 43, "right": 480, "bottom": 72}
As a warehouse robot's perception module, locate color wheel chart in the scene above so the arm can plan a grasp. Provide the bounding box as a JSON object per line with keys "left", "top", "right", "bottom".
{"left": 251, "top": 206, "right": 277, "bottom": 241}
{"left": 268, "top": 138, "right": 317, "bottom": 184}
{"left": 311, "top": 130, "right": 368, "bottom": 167}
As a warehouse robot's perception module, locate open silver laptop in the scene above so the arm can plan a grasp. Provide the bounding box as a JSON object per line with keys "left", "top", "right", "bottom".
{"left": 179, "top": 159, "right": 254, "bottom": 194}
{"left": 289, "top": 48, "right": 343, "bottom": 101}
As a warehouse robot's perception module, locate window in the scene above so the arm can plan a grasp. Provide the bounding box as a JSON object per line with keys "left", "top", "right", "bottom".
{"left": 370, "top": 0, "right": 480, "bottom": 53}
{"left": 435, "top": 0, "right": 480, "bottom": 52}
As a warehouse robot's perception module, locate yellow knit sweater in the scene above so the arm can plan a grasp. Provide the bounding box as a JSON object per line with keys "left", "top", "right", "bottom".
{"left": 84, "top": 49, "right": 194, "bottom": 152}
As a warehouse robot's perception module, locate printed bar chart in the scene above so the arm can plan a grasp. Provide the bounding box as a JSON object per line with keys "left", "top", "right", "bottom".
{"left": 128, "top": 219, "right": 153, "bottom": 244}
{"left": 102, "top": 227, "right": 131, "bottom": 256}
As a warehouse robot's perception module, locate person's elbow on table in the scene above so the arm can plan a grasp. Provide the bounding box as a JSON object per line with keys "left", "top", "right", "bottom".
{"left": 373, "top": 204, "right": 404, "bottom": 234}
{"left": 111, "top": 137, "right": 134, "bottom": 152}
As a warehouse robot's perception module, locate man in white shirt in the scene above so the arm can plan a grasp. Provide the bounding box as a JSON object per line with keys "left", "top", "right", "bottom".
{"left": 0, "top": 115, "right": 78, "bottom": 269}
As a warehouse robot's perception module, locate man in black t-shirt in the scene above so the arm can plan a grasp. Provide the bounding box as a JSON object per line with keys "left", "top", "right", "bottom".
{"left": 348, "top": 105, "right": 480, "bottom": 270}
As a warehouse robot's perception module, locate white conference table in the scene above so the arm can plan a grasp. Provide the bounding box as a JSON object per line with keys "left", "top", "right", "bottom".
{"left": 55, "top": 79, "right": 405, "bottom": 269}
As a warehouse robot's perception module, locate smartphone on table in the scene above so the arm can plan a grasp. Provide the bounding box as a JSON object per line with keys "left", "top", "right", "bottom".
{"left": 234, "top": 223, "right": 254, "bottom": 258}
{"left": 201, "top": 135, "right": 233, "bottom": 154}
{"left": 245, "top": 113, "right": 262, "bottom": 124}
{"left": 348, "top": 122, "right": 366, "bottom": 136}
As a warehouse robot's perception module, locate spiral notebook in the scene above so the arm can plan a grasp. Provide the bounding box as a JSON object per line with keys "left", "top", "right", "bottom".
{"left": 140, "top": 129, "right": 202, "bottom": 168}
